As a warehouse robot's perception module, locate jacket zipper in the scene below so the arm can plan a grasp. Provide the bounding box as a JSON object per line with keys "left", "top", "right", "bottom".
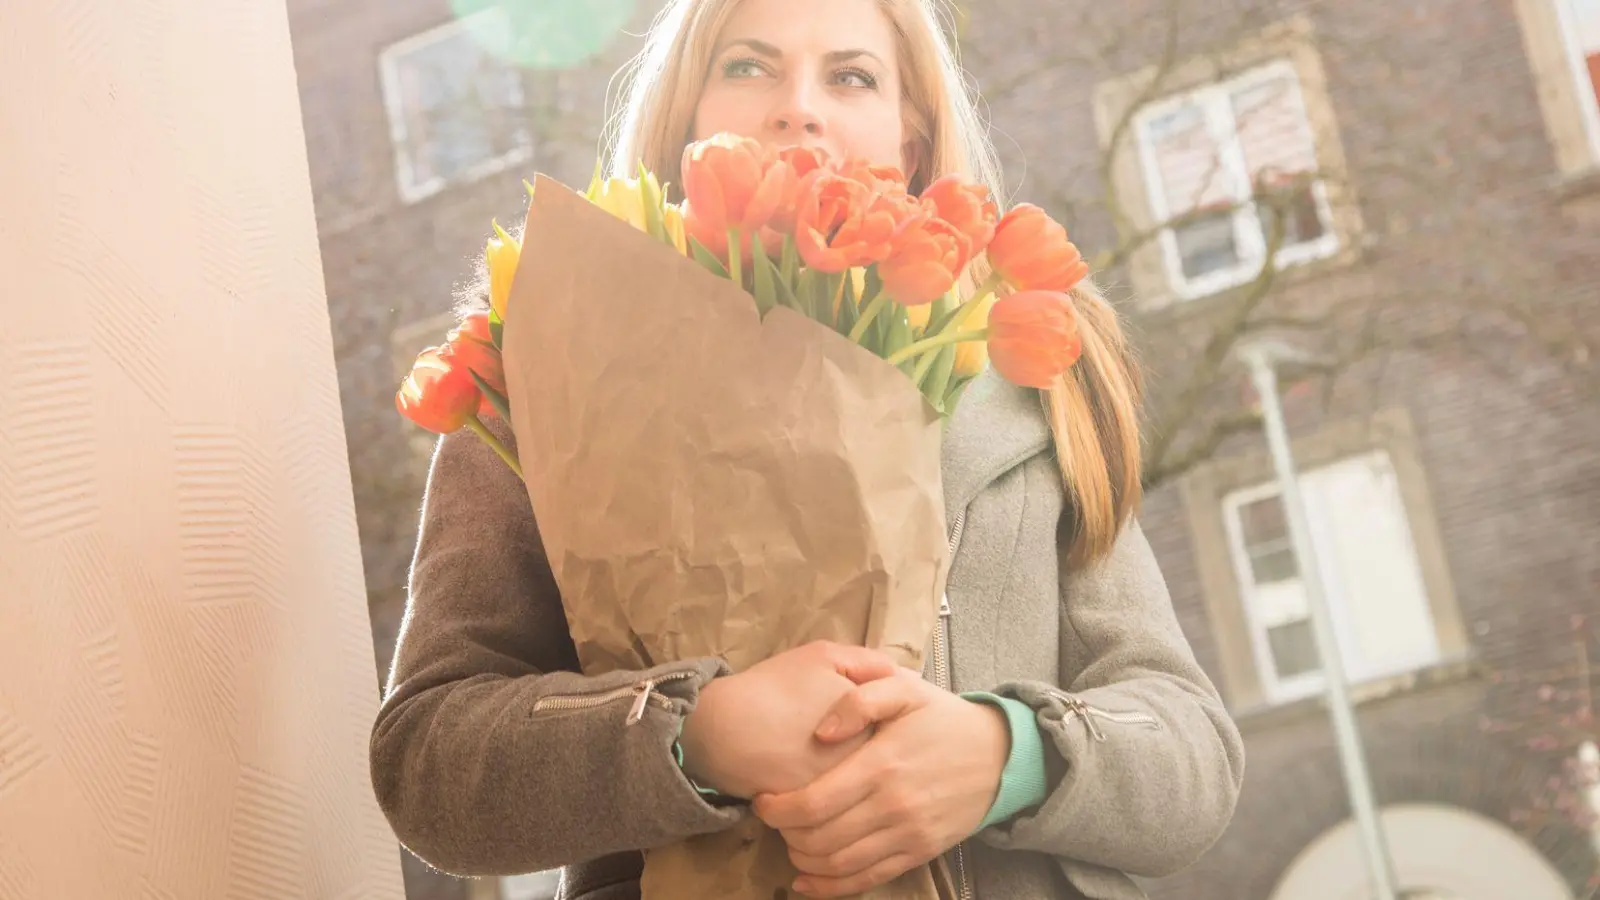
{"left": 531, "top": 670, "right": 697, "bottom": 725}
{"left": 931, "top": 512, "right": 973, "bottom": 900}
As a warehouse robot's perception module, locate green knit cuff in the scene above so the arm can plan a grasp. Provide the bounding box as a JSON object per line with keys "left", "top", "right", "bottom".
{"left": 962, "top": 691, "right": 1050, "bottom": 831}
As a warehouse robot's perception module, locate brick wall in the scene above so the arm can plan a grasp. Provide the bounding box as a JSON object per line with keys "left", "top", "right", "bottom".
{"left": 291, "top": 0, "right": 1600, "bottom": 897}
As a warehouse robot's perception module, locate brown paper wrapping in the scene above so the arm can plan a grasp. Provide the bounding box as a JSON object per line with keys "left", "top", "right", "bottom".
{"left": 502, "top": 175, "right": 951, "bottom": 900}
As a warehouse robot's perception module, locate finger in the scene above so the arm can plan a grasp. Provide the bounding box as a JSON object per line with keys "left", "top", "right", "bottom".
{"left": 788, "top": 822, "right": 901, "bottom": 879}
{"left": 815, "top": 675, "right": 927, "bottom": 743}
{"left": 794, "top": 852, "right": 920, "bottom": 899}
{"left": 754, "top": 750, "right": 880, "bottom": 829}
{"left": 782, "top": 798, "right": 896, "bottom": 859}
{"left": 818, "top": 642, "right": 900, "bottom": 685}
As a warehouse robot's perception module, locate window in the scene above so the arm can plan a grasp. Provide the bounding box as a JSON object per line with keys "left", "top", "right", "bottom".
{"left": 1554, "top": 0, "right": 1600, "bottom": 159}
{"left": 498, "top": 872, "right": 559, "bottom": 900}
{"left": 1134, "top": 61, "right": 1340, "bottom": 299}
{"left": 1222, "top": 452, "right": 1441, "bottom": 703}
{"left": 379, "top": 8, "right": 533, "bottom": 203}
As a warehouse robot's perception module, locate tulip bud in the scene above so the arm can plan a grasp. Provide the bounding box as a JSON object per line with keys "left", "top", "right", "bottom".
{"left": 986, "top": 291, "right": 1083, "bottom": 389}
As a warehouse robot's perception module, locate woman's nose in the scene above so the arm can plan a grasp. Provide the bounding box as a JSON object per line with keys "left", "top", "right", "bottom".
{"left": 768, "top": 85, "right": 825, "bottom": 137}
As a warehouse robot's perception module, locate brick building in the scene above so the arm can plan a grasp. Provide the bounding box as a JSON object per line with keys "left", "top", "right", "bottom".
{"left": 289, "top": 1, "right": 1600, "bottom": 898}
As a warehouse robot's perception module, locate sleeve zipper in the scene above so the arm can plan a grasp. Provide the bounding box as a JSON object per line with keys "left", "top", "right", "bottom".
{"left": 530, "top": 670, "right": 698, "bottom": 726}
{"left": 1046, "top": 689, "right": 1161, "bottom": 742}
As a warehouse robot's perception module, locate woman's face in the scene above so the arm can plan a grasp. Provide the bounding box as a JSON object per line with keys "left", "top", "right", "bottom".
{"left": 692, "top": 0, "right": 907, "bottom": 171}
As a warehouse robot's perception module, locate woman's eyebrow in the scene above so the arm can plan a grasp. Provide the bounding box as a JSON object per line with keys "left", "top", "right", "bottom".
{"left": 825, "top": 49, "right": 887, "bottom": 68}
{"left": 716, "top": 37, "right": 782, "bottom": 58}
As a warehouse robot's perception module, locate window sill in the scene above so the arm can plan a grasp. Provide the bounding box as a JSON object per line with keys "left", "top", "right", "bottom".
{"left": 1135, "top": 235, "right": 1378, "bottom": 323}
{"left": 1231, "top": 654, "right": 1479, "bottom": 733}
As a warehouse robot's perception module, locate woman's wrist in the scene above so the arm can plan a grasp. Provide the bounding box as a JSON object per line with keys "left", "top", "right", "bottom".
{"left": 961, "top": 692, "right": 1049, "bottom": 830}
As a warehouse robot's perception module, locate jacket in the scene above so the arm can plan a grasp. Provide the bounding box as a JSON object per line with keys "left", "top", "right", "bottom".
{"left": 370, "top": 368, "right": 1246, "bottom": 899}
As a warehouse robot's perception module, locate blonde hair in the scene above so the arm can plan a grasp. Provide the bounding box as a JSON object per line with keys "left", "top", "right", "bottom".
{"left": 605, "top": 0, "right": 1144, "bottom": 565}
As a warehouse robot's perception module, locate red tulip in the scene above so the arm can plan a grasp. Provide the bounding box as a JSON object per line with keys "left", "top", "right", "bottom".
{"left": 396, "top": 347, "right": 482, "bottom": 434}
{"left": 986, "top": 291, "right": 1083, "bottom": 389}
{"left": 920, "top": 174, "right": 999, "bottom": 257}
{"left": 878, "top": 215, "right": 967, "bottom": 306}
{"left": 445, "top": 313, "right": 505, "bottom": 410}
{"left": 681, "top": 134, "right": 789, "bottom": 260}
{"left": 987, "top": 204, "right": 1091, "bottom": 293}
{"left": 795, "top": 174, "right": 920, "bottom": 272}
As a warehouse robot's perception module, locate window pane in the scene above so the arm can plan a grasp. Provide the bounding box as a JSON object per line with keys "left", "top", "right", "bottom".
{"left": 1302, "top": 453, "right": 1439, "bottom": 678}
{"left": 1266, "top": 618, "right": 1319, "bottom": 679}
{"left": 1143, "top": 102, "right": 1236, "bottom": 214}
{"left": 1174, "top": 209, "right": 1240, "bottom": 279}
{"left": 1261, "top": 182, "right": 1328, "bottom": 247}
{"left": 386, "top": 15, "right": 528, "bottom": 191}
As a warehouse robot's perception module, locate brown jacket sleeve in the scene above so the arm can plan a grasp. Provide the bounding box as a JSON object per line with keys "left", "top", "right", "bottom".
{"left": 369, "top": 420, "right": 743, "bottom": 877}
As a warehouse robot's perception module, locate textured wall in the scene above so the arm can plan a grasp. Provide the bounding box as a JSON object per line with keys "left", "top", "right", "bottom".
{"left": 0, "top": 2, "right": 404, "bottom": 898}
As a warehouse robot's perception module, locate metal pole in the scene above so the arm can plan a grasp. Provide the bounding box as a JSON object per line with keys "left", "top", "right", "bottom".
{"left": 1242, "top": 348, "right": 1401, "bottom": 900}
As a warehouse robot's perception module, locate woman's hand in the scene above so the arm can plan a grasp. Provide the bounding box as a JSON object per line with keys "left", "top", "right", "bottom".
{"left": 751, "top": 671, "right": 1010, "bottom": 898}
{"left": 678, "top": 641, "right": 901, "bottom": 799}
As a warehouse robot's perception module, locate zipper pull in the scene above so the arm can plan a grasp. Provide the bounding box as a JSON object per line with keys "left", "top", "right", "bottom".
{"left": 939, "top": 592, "right": 952, "bottom": 617}
{"left": 626, "top": 678, "right": 656, "bottom": 726}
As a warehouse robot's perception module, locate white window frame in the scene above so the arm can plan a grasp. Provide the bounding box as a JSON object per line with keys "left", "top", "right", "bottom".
{"left": 1221, "top": 451, "right": 1441, "bottom": 704}
{"left": 378, "top": 9, "right": 534, "bottom": 204}
{"left": 1552, "top": 0, "right": 1600, "bottom": 162}
{"left": 1133, "top": 59, "right": 1341, "bottom": 301}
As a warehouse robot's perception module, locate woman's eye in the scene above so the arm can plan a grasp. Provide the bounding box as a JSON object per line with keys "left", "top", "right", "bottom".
{"left": 834, "top": 67, "right": 879, "bottom": 90}
{"left": 722, "top": 57, "right": 766, "bottom": 79}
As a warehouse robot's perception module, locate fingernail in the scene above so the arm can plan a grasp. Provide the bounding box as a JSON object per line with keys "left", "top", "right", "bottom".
{"left": 817, "top": 714, "right": 840, "bottom": 737}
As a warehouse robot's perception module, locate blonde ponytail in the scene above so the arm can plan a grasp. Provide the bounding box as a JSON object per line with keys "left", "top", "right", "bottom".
{"left": 1047, "top": 281, "right": 1143, "bottom": 567}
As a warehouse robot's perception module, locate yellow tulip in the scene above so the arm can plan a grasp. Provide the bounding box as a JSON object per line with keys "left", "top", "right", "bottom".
{"left": 907, "top": 302, "right": 932, "bottom": 332}
{"left": 592, "top": 176, "right": 650, "bottom": 231}
{"left": 952, "top": 295, "right": 995, "bottom": 377}
{"left": 663, "top": 203, "right": 689, "bottom": 255}
{"left": 485, "top": 220, "right": 521, "bottom": 320}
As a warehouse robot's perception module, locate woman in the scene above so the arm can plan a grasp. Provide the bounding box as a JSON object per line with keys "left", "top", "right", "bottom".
{"left": 369, "top": 0, "right": 1244, "bottom": 898}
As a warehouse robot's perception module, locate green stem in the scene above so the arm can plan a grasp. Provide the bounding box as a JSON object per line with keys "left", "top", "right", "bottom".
{"left": 885, "top": 327, "right": 989, "bottom": 367}
{"left": 727, "top": 227, "right": 743, "bottom": 287}
{"left": 971, "top": 269, "right": 1005, "bottom": 306}
{"left": 465, "top": 415, "right": 524, "bottom": 479}
{"left": 848, "top": 290, "right": 891, "bottom": 343}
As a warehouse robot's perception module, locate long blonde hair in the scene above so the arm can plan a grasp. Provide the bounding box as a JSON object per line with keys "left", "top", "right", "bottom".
{"left": 605, "top": 0, "right": 1144, "bottom": 565}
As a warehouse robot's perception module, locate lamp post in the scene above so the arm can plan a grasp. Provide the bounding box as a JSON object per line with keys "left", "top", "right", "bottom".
{"left": 1237, "top": 340, "right": 1401, "bottom": 900}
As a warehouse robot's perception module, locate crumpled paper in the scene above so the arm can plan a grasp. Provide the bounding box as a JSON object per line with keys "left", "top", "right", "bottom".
{"left": 502, "top": 175, "right": 953, "bottom": 900}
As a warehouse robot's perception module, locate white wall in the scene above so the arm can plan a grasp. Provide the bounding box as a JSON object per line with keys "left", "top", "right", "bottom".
{"left": 0, "top": 1, "right": 403, "bottom": 897}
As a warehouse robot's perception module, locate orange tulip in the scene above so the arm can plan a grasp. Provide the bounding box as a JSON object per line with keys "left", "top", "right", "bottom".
{"left": 445, "top": 313, "right": 506, "bottom": 406}
{"left": 795, "top": 174, "right": 918, "bottom": 272}
{"left": 681, "top": 134, "right": 789, "bottom": 260}
{"left": 767, "top": 145, "right": 830, "bottom": 234}
{"left": 921, "top": 174, "right": 998, "bottom": 257}
{"left": 878, "top": 215, "right": 967, "bottom": 306}
{"left": 396, "top": 347, "right": 482, "bottom": 434}
{"left": 987, "top": 204, "right": 1091, "bottom": 293}
{"left": 832, "top": 157, "right": 909, "bottom": 196}
{"left": 986, "top": 290, "right": 1083, "bottom": 389}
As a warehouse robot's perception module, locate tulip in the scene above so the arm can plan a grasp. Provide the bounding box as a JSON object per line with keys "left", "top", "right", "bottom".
{"left": 877, "top": 215, "right": 967, "bottom": 306}
{"left": 485, "top": 222, "right": 521, "bottom": 321}
{"left": 952, "top": 295, "right": 996, "bottom": 376}
{"left": 833, "top": 158, "right": 910, "bottom": 198}
{"left": 797, "top": 175, "right": 922, "bottom": 273}
{"left": 445, "top": 313, "right": 506, "bottom": 406}
{"left": 681, "top": 134, "right": 789, "bottom": 261}
{"left": 769, "top": 146, "right": 830, "bottom": 234}
{"left": 921, "top": 174, "right": 999, "bottom": 257}
{"left": 987, "top": 204, "right": 1090, "bottom": 293}
{"left": 986, "top": 290, "right": 1083, "bottom": 389}
{"left": 592, "top": 175, "right": 650, "bottom": 231}
{"left": 662, "top": 203, "right": 689, "bottom": 255}
{"left": 396, "top": 347, "right": 482, "bottom": 435}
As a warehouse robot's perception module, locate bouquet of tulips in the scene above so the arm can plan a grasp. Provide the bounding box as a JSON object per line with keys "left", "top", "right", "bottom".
{"left": 395, "top": 134, "right": 1092, "bottom": 900}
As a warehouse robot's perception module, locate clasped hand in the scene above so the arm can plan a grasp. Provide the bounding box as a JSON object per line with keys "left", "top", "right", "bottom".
{"left": 679, "top": 641, "right": 1010, "bottom": 898}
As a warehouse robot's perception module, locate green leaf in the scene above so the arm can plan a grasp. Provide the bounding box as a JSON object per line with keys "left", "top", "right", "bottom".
{"left": 943, "top": 373, "right": 976, "bottom": 416}
{"left": 863, "top": 265, "right": 885, "bottom": 307}
{"left": 584, "top": 159, "right": 603, "bottom": 201}
{"left": 751, "top": 236, "right": 777, "bottom": 317}
{"left": 781, "top": 236, "right": 799, "bottom": 284}
{"left": 468, "top": 370, "right": 513, "bottom": 423}
{"left": 690, "top": 237, "right": 730, "bottom": 279}
{"left": 488, "top": 308, "right": 505, "bottom": 350}
{"left": 925, "top": 344, "right": 957, "bottom": 401}
{"left": 836, "top": 269, "right": 860, "bottom": 336}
